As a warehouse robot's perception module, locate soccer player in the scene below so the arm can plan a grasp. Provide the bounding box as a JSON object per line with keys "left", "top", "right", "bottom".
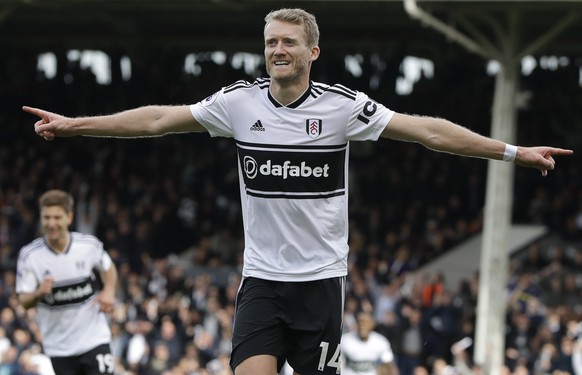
{"left": 23, "top": 8, "right": 572, "bottom": 375}
{"left": 341, "top": 311, "right": 399, "bottom": 375}
{"left": 16, "top": 190, "right": 118, "bottom": 375}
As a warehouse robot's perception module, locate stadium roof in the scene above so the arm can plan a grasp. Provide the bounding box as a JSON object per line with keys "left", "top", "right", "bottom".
{"left": 2, "top": 0, "right": 581, "bottom": 59}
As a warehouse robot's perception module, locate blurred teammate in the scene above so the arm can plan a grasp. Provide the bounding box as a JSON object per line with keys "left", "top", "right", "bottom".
{"left": 16, "top": 190, "right": 118, "bottom": 375}
{"left": 342, "top": 311, "right": 399, "bottom": 375}
{"left": 23, "top": 8, "right": 573, "bottom": 375}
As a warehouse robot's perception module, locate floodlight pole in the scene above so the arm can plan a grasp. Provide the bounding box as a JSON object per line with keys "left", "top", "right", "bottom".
{"left": 403, "top": 1, "right": 578, "bottom": 373}
{"left": 477, "top": 55, "right": 518, "bottom": 375}
{"left": 403, "top": 1, "right": 515, "bottom": 373}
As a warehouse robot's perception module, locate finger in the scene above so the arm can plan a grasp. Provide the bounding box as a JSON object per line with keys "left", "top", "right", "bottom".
{"left": 35, "top": 125, "right": 48, "bottom": 135}
{"left": 22, "top": 106, "right": 48, "bottom": 118}
{"left": 551, "top": 148, "right": 574, "bottom": 156}
{"left": 35, "top": 121, "right": 56, "bottom": 140}
{"left": 35, "top": 120, "right": 48, "bottom": 135}
{"left": 23, "top": 106, "right": 54, "bottom": 120}
{"left": 35, "top": 122, "right": 53, "bottom": 133}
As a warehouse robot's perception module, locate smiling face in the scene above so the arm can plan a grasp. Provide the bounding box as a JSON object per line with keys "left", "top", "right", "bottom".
{"left": 264, "top": 19, "right": 320, "bottom": 86}
{"left": 40, "top": 205, "right": 73, "bottom": 246}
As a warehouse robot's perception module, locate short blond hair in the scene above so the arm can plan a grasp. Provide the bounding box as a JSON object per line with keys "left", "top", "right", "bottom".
{"left": 39, "top": 189, "right": 74, "bottom": 213}
{"left": 264, "top": 8, "right": 320, "bottom": 47}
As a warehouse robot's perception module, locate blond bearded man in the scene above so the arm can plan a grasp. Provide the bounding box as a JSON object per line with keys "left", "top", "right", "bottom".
{"left": 23, "top": 8, "right": 572, "bottom": 375}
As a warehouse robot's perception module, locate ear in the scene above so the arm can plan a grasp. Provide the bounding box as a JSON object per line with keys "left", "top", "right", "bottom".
{"left": 310, "top": 46, "right": 320, "bottom": 61}
{"left": 66, "top": 212, "right": 74, "bottom": 226}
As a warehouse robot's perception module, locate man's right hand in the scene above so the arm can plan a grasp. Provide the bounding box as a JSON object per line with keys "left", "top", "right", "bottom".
{"left": 38, "top": 276, "right": 54, "bottom": 297}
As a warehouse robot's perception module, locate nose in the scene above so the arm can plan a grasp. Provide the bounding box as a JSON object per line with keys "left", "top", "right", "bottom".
{"left": 273, "top": 41, "right": 286, "bottom": 55}
{"left": 46, "top": 218, "right": 58, "bottom": 227}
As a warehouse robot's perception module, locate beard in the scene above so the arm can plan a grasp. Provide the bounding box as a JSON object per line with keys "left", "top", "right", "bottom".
{"left": 267, "top": 60, "right": 309, "bottom": 86}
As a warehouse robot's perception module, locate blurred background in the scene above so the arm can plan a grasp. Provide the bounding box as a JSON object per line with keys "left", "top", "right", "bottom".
{"left": 0, "top": 1, "right": 581, "bottom": 374}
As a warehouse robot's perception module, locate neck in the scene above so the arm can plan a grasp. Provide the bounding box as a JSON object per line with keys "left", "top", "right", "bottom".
{"left": 358, "top": 333, "right": 369, "bottom": 342}
{"left": 269, "top": 78, "right": 310, "bottom": 106}
{"left": 47, "top": 233, "right": 69, "bottom": 253}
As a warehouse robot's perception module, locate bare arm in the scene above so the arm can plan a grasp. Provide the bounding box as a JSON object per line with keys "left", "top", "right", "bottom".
{"left": 22, "top": 105, "right": 206, "bottom": 140}
{"left": 96, "top": 262, "right": 118, "bottom": 313}
{"left": 378, "top": 362, "right": 400, "bottom": 375}
{"left": 382, "top": 112, "right": 573, "bottom": 176}
{"left": 18, "top": 276, "right": 53, "bottom": 310}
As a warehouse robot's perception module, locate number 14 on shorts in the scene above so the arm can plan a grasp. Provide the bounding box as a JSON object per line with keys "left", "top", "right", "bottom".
{"left": 318, "top": 341, "right": 340, "bottom": 373}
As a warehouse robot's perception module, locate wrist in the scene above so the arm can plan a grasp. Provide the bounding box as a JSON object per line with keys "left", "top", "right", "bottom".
{"left": 68, "top": 118, "right": 82, "bottom": 136}
{"left": 34, "top": 288, "right": 46, "bottom": 299}
{"left": 503, "top": 144, "right": 518, "bottom": 163}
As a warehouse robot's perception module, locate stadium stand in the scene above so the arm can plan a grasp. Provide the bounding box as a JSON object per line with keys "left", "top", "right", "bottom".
{"left": 1, "top": 10, "right": 581, "bottom": 374}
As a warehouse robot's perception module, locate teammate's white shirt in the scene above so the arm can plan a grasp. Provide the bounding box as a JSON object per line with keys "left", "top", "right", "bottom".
{"left": 190, "top": 78, "right": 394, "bottom": 281}
{"left": 341, "top": 331, "right": 395, "bottom": 375}
{"left": 16, "top": 232, "right": 113, "bottom": 357}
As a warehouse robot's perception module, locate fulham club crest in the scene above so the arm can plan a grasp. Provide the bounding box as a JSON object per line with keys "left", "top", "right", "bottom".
{"left": 306, "top": 119, "right": 322, "bottom": 139}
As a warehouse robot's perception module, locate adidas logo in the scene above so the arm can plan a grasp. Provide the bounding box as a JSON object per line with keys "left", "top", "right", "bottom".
{"left": 250, "top": 120, "right": 265, "bottom": 131}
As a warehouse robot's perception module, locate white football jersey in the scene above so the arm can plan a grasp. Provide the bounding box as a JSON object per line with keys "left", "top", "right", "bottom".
{"left": 190, "top": 78, "right": 394, "bottom": 282}
{"left": 16, "top": 232, "right": 113, "bottom": 357}
{"left": 341, "top": 331, "right": 395, "bottom": 375}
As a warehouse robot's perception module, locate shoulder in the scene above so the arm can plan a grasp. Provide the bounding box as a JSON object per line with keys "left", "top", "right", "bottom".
{"left": 17, "top": 237, "right": 45, "bottom": 263}
{"left": 370, "top": 331, "right": 390, "bottom": 345}
{"left": 223, "top": 78, "right": 270, "bottom": 95}
{"left": 341, "top": 331, "right": 357, "bottom": 342}
{"left": 71, "top": 232, "right": 103, "bottom": 248}
{"left": 311, "top": 81, "right": 358, "bottom": 101}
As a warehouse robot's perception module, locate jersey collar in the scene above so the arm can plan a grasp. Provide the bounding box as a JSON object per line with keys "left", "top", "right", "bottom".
{"left": 43, "top": 232, "right": 72, "bottom": 254}
{"left": 268, "top": 82, "right": 312, "bottom": 109}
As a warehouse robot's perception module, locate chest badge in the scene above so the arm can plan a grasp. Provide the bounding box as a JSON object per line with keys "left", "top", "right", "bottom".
{"left": 306, "top": 119, "right": 322, "bottom": 139}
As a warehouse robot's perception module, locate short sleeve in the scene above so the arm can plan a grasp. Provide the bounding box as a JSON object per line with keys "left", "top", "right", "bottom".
{"left": 380, "top": 338, "right": 395, "bottom": 363}
{"left": 190, "top": 89, "right": 233, "bottom": 138}
{"left": 96, "top": 251, "right": 113, "bottom": 273}
{"left": 346, "top": 91, "right": 394, "bottom": 141}
{"left": 16, "top": 257, "right": 38, "bottom": 294}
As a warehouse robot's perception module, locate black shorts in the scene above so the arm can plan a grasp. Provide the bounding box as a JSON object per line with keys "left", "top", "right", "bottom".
{"left": 230, "top": 276, "right": 345, "bottom": 375}
{"left": 50, "top": 343, "right": 114, "bottom": 375}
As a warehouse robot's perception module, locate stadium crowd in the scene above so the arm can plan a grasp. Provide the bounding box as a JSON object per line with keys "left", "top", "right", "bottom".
{"left": 1, "top": 48, "right": 581, "bottom": 374}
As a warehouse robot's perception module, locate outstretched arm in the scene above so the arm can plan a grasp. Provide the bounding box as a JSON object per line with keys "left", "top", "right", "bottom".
{"left": 382, "top": 112, "right": 573, "bottom": 176}
{"left": 22, "top": 105, "right": 206, "bottom": 140}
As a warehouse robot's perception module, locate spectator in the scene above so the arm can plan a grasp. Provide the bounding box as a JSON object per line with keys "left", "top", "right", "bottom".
{"left": 1, "top": 11, "right": 581, "bottom": 373}
{"left": 150, "top": 316, "right": 184, "bottom": 366}
{"left": 422, "top": 290, "right": 461, "bottom": 363}
{"left": 143, "top": 341, "right": 172, "bottom": 375}
{"left": 398, "top": 303, "right": 424, "bottom": 375}
{"left": 0, "top": 345, "right": 18, "bottom": 375}
{"left": 505, "top": 311, "right": 535, "bottom": 370}
{"left": 374, "top": 279, "right": 401, "bottom": 324}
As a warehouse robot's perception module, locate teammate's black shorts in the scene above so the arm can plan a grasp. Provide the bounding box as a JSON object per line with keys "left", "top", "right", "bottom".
{"left": 50, "top": 343, "right": 114, "bottom": 375}
{"left": 230, "top": 276, "right": 346, "bottom": 374}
